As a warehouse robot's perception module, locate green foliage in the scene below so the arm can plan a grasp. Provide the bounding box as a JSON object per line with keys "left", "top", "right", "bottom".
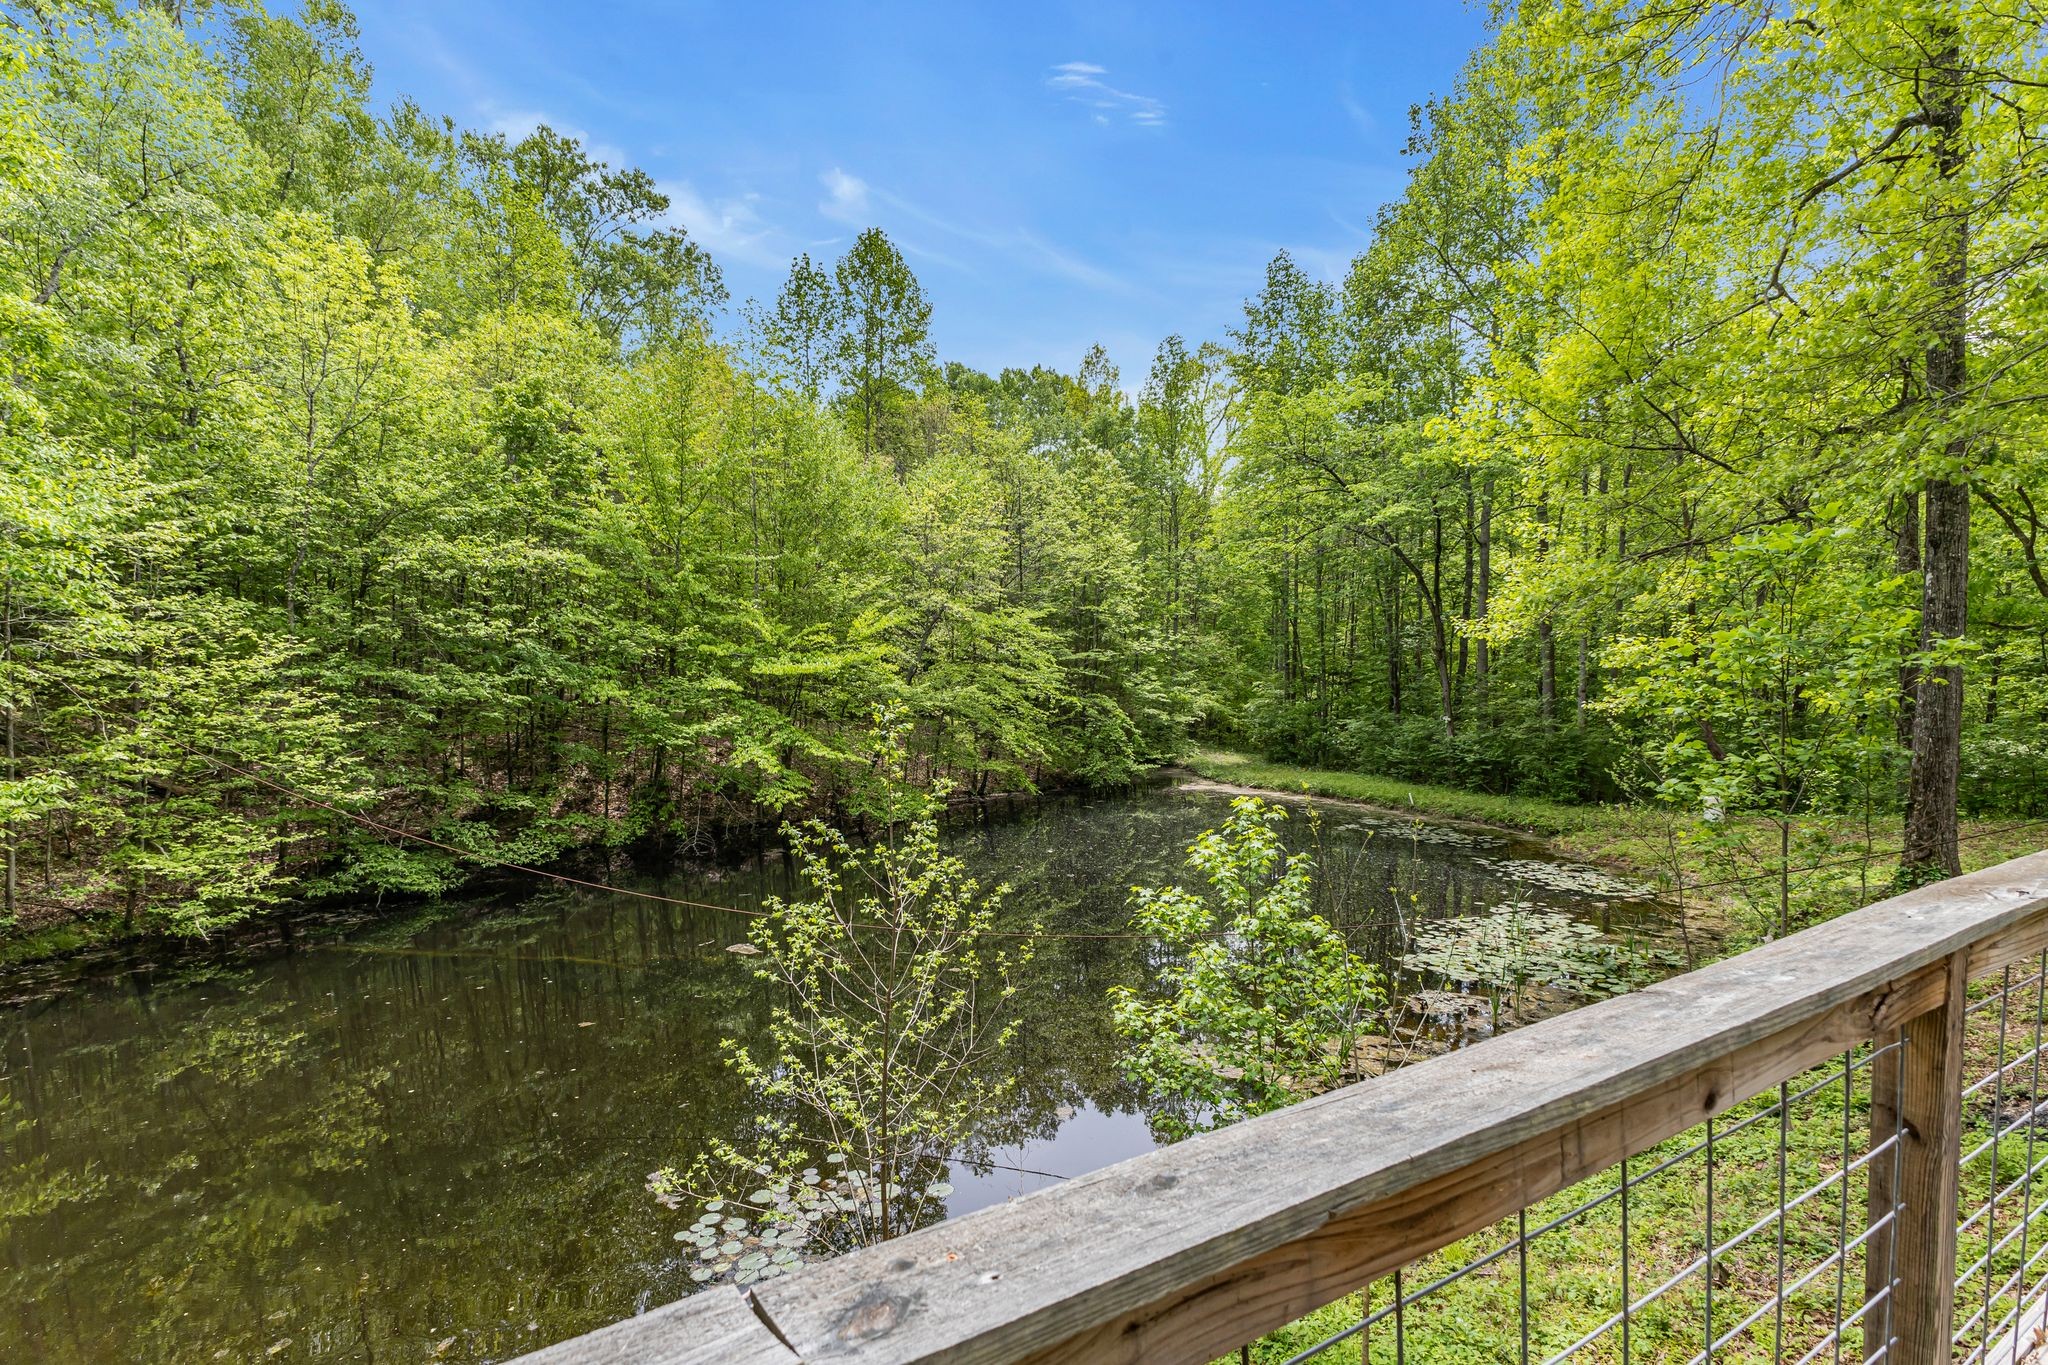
{"left": 1403, "top": 904, "right": 1676, "bottom": 1031}
{"left": 831, "top": 226, "right": 932, "bottom": 466}
{"left": 4, "top": 0, "right": 2041, "bottom": 953}
{"left": 0, "top": 1, "right": 1228, "bottom": 941}
{"left": 1202, "top": 0, "right": 2047, "bottom": 864}
{"left": 661, "top": 717, "right": 1032, "bottom": 1260}
{"left": 1111, "top": 797, "right": 1383, "bottom": 1139}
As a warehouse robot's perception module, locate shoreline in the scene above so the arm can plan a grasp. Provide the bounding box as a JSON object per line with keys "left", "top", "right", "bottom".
{"left": 8, "top": 751, "right": 2037, "bottom": 985}
{"left": 0, "top": 774, "right": 1163, "bottom": 985}
{"left": 1178, "top": 750, "right": 2047, "bottom": 936}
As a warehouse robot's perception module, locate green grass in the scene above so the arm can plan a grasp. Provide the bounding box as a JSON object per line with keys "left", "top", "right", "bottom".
{"left": 1233, "top": 1090, "right": 1880, "bottom": 1363}
{"left": 1181, "top": 749, "right": 2045, "bottom": 936}
{"left": 1180, "top": 751, "right": 2048, "bottom": 1362}
{"left": 0, "top": 916, "right": 113, "bottom": 968}
{"left": 1226, "top": 975, "right": 2048, "bottom": 1364}
{"left": 1180, "top": 749, "right": 1615, "bottom": 839}
{"left": 1237, "top": 1069, "right": 1886, "bottom": 1363}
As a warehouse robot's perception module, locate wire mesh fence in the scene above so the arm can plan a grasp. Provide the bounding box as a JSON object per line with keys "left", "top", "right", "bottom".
{"left": 1227, "top": 950, "right": 2048, "bottom": 1365}
{"left": 1956, "top": 952, "right": 2048, "bottom": 1364}
{"left": 511, "top": 856, "right": 2048, "bottom": 1365}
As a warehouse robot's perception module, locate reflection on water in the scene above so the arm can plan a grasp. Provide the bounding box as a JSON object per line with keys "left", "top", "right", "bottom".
{"left": 0, "top": 783, "right": 1684, "bottom": 1362}
{"left": 947, "top": 1101, "right": 1156, "bottom": 1209}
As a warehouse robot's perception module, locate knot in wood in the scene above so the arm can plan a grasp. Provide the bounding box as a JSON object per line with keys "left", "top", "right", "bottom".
{"left": 832, "top": 1285, "right": 917, "bottom": 1343}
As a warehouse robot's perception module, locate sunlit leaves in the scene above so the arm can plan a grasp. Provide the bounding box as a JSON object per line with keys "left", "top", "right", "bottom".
{"left": 658, "top": 715, "right": 1032, "bottom": 1267}
{"left": 1110, "top": 797, "right": 1384, "bottom": 1141}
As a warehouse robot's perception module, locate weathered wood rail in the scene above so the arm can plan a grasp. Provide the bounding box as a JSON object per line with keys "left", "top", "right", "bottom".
{"left": 519, "top": 850, "right": 2048, "bottom": 1365}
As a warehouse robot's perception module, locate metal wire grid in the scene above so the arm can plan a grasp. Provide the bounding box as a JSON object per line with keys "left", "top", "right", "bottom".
{"left": 1956, "top": 951, "right": 2048, "bottom": 1365}
{"left": 1224, "top": 951, "right": 2048, "bottom": 1364}
{"left": 1240, "top": 1040, "right": 1910, "bottom": 1365}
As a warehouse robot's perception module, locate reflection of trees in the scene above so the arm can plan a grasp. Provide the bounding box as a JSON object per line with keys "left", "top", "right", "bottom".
{"left": 1, "top": 914, "right": 776, "bottom": 1363}
{"left": 0, "top": 787, "right": 1685, "bottom": 1362}
{"left": 964, "top": 797, "right": 1182, "bottom": 1148}
{"left": 6, "top": 995, "right": 392, "bottom": 1359}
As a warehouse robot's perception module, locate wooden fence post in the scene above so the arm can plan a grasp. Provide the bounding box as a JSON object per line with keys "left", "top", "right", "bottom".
{"left": 1868, "top": 950, "right": 1968, "bottom": 1364}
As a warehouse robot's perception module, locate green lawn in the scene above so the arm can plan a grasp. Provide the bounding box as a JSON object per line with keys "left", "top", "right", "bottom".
{"left": 1179, "top": 748, "right": 1618, "bottom": 839}
{"left": 1226, "top": 978, "right": 2045, "bottom": 1364}
{"left": 1180, "top": 749, "right": 2045, "bottom": 942}
{"left": 1182, "top": 750, "right": 2048, "bottom": 1362}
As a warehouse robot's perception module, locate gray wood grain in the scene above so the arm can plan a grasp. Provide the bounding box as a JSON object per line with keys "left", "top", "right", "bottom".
{"left": 527, "top": 848, "right": 2048, "bottom": 1365}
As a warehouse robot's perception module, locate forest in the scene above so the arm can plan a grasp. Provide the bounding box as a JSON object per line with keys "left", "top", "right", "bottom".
{"left": 0, "top": 0, "right": 2044, "bottom": 949}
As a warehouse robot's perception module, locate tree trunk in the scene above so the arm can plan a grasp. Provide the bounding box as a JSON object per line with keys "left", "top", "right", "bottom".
{"left": 1386, "top": 568, "right": 1402, "bottom": 717}
{"left": 1474, "top": 487, "right": 1492, "bottom": 713}
{"left": 1900, "top": 35, "right": 1971, "bottom": 884}
{"left": 1575, "top": 635, "right": 1590, "bottom": 727}
{"left": 1430, "top": 512, "right": 1453, "bottom": 738}
{"left": 1457, "top": 478, "right": 1474, "bottom": 703}
{"left": 3, "top": 582, "right": 13, "bottom": 922}
{"left": 1895, "top": 490, "right": 1922, "bottom": 750}
{"left": 1534, "top": 495, "right": 1555, "bottom": 728}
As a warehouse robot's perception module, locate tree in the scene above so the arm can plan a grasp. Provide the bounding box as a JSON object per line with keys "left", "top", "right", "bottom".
{"left": 1111, "top": 797, "right": 1382, "bottom": 1140}
{"left": 1490, "top": 1, "right": 2048, "bottom": 880}
{"left": 1601, "top": 528, "right": 1912, "bottom": 939}
{"left": 766, "top": 252, "right": 837, "bottom": 399}
{"left": 660, "top": 717, "right": 1033, "bottom": 1272}
{"left": 490, "top": 123, "right": 725, "bottom": 345}
{"left": 831, "top": 228, "right": 932, "bottom": 467}
{"left": 8, "top": 0, "right": 2043, "bottom": 958}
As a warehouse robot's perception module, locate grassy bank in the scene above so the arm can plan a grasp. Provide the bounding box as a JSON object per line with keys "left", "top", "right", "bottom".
{"left": 1180, "top": 749, "right": 1622, "bottom": 837}
{"left": 1181, "top": 749, "right": 2045, "bottom": 940}
{"left": 1183, "top": 750, "right": 2048, "bottom": 1362}
{"left": 0, "top": 918, "right": 108, "bottom": 970}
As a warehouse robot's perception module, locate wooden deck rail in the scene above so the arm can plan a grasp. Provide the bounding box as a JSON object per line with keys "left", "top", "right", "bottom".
{"left": 520, "top": 850, "right": 2048, "bottom": 1365}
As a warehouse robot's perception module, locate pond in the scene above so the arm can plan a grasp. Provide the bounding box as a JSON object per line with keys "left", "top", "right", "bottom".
{"left": 0, "top": 779, "right": 1692, "bottom": 1363}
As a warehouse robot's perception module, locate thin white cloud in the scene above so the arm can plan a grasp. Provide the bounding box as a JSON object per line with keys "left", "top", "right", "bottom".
{"left": 1012, "top": 229, "right": 1126, "bottom": 292}
{"left": 892, "top": 237, "right": 978, "bottom": 276}
{"left": 1338, "top": 82, "right": 1378, "bottom": 140}
{"left": 482, "top": 108, "right": 547, "bottom": 139}
{"left": 818, "top": 168, "right": 871, "bottom": 223}
{"left": 1047, "top": 61, "right": 1167, "bottom": 128}
{"left": 857, "top": 176, "right": 1129, "bottom": 290}
{"left": 477, "top": 104, "right": 632, "bottom": 170}
{"left": 658, "top": 180, "right": 785, "bottom": 268}
{"left": 812, "top": 163, "right": 1133, "bottom": 290}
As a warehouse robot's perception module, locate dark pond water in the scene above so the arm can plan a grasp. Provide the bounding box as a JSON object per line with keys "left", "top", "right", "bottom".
{"left": 0, "top": 781, "right": 1692, "bottom": 1363}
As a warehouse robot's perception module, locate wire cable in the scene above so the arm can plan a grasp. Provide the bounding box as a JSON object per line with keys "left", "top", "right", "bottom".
{"left": 10, "top": 661, "right": 2045, "bottom": 944}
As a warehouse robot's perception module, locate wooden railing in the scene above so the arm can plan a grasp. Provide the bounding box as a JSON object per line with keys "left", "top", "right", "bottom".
{"left": 519, "top": 850, "right": 2048, "bottom": 1365}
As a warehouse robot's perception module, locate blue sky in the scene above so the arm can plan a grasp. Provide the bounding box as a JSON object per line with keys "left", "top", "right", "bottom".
{"left": 346, "top": 2, "right": 1489, "bottom": 378}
